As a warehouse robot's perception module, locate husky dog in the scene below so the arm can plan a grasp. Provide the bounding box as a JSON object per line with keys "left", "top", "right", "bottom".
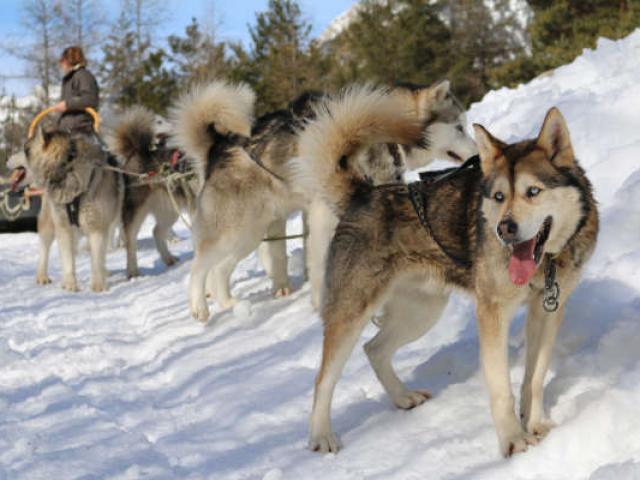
{"left": 305, "top": 80, "right": 477, "bottom": 308}
{"left": 301, "top": 107, "right": 598, "bottom": 457}
{"left": 107, "top": 107, "right": 197, "bottom": 278}
{"left": 7, "top": 151, "right": 57, "bottom": 285}
{"left": 174, "top": 80, "right": 476, "bottom": 320}
{"left": 173, "top": 82, "right": 422, "bottom": 321}
{"left": 22, "top": 128, "right": 124, "bottom": 291}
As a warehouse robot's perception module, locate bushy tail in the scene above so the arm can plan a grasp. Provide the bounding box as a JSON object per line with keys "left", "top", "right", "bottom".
{"left": 169, "top": 81, "right": 255, "bottom": 187}
{"left": 293, "top": 85, "right": 423, "bottom": 216}
{"left": 107, "top": 106, "right": 156, "bottom": 161}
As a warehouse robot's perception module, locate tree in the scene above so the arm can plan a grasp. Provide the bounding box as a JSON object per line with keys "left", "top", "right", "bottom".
{"left": 56, "top": 0, "right": 106, "bottom": 55}
{"left": 495, "top": 0, "right": 639, "bottom": 86}
{"left": 327, "top": 0, "right": 453, "bottom": 88}
{"left": 122, "top": 0, "right": 167, "bottom": 66}
{"left": 0, "top": 96, "right": 33, "bottom": 172}
{"left": 2, "top": 0, "right": 64, "bottom": 104}
{"left": 168, "top": 17, "right": 229, "bottom": 89}
{"left": 100, "top": 1, "right": 176, "bottom": 114}
{"left": 447, "top": 0, "right": 526, "bottom": 103}
{"left": 232, "top": 0, "right": 325, "bottom": 114}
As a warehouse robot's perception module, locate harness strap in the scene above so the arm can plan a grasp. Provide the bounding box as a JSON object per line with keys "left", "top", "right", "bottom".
{"left": 406, "top": 155, "right": 480, "bottom": 268}
{"left": 543, "top": 255, "right": 560, "bottom": 312}
{"left": 66, "top": 195, "right": 82, "bottom": 226}
{"left": 407, "top": 181, "right": 471, "bottom": 268}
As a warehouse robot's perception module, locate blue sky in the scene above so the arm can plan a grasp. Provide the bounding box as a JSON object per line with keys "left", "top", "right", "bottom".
{"left": 0, "top": 0, "right": 356, "bottom": 97}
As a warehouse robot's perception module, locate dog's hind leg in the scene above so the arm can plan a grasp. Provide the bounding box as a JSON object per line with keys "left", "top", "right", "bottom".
{"left": 88, "top": 230, "right": 108, "bottom": 292}
{"left": 152, "top": 204, "right": 180, "bottom": 267}
{"left": 190, "top": 222, "right": 267, "bottom": 320}
{"left": 520, "top": 295, "right": 565, "bottom": 439}
{"left": 364, "top": 287, "right": 449, "bottom": 409}
{"left": 212, "top": 229, "right": 269, "bottom": 308}
{"left": 258, "top": 217, "right": 291, "bottom": 297}
{"left": 309, "top": 261, "right": 393, "bottom": 453}
{"left": 123, "top": 201, "right": 149, "bottom": 278}
{"left": 307, "top": 198, "right": 339, "bottom": 310}
{"left": 36, "top": 199, "right": 54, "bottom": 285}
{"left": 309, "top": 315, "right": 370, "bottom": 454}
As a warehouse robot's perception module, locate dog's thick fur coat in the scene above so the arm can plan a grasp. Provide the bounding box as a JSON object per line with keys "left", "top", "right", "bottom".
{"left": 173, "top": 80, "right": 477, "bottom": 320}
{"left": 304, "top": 107, "right": 598, "bottom": 457}
{"left": 174, "top": 82, "right": 424, "bottom": 321}
{"left": 23, "top": 129, "right": 123, "bottom": 292}
{"left": 108, "top": 106, "right": 196, "bottom": 278}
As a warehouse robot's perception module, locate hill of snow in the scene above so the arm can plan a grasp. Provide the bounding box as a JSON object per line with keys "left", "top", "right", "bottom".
{"left": 317, "top": 0, "right": 531, "bottom": 44}
{"left": 1, "top": 30, "right": 640, "bottom": 479}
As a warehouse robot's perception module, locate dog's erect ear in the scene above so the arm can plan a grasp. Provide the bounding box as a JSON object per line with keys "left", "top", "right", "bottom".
{"left": 36, "top": 126, "right": 54, "bottom": 148}
{"left": 429, "top": 80, "right": 450, "bottom": 103}
{"left": 473, "top": 124, "right": 502, "bottom": 175}
{"left": 536, "top": 107, "right": 575, "bottom": 168}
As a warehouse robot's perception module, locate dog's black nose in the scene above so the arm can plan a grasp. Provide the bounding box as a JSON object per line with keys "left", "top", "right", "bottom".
{"left": 497, "top": 219, "right": 518, "bottom": 242}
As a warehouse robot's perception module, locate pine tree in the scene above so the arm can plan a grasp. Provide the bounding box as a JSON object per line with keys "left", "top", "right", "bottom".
{"left": 232, "top": 0, "right": 325, "bottom": 115}
{"left": 447, "top": 0, "right": 526, "bottom": 103}
{"left": 528, "top": 0, "right": 639, "bottom": 72}
{"left": 328, "top": 0, "right": 452, "bottom": 88}
{"left": 168, "top": 17, "right": 229, "bottom": 89}
{"left": 495, "top": 0, "right": 639, "bottom": 87}
{"left": 0, "top": 96, "right": 32, "bottom": 171}
{"left": 100, "top": 2, "right": 176, "bottom": 114}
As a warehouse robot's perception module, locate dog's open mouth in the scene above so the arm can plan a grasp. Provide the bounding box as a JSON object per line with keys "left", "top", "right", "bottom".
{"left": 507, "top": 216, "right": 552, "bottom": 286}
{"left": 447, "top": 150, "right": 463, "bottom": 162}
{"left": 10, "top": 167, "right": 26, "bottom": 192}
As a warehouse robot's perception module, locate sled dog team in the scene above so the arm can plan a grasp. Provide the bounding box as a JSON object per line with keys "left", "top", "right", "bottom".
{"left": 12, "top": 79, "right": 598, "bottom": 458}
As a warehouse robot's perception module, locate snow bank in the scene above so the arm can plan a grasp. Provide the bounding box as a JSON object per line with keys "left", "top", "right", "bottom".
{"left": 1, "top": 30, "right": 640, "bottom": 479}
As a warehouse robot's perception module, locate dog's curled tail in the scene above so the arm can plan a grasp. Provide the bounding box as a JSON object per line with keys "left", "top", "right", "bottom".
{"left": 107, "top": 106, "right": 157, "bottom": 161}
{"left": 293, "top": 85, "right": 422, "bottom": 216}
{"left": 169, "top": 81, "right": 255, "bottom": 186}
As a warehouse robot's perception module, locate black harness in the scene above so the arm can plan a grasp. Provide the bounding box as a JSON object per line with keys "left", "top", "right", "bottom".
{"left": 407, "top": 155, "right": 480, "bottom": 268}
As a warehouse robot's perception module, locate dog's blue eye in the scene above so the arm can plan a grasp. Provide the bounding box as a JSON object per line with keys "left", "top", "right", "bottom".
{"left": 494, "top": 191, "right": 504, "bottom": 202}
{"left": 527, "top": 187, "right": 541, "bottom": 198}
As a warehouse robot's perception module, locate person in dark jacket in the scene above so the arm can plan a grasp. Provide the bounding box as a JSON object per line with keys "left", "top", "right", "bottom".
{"left": 52, "top": 46, "right": 99, "bottom": 134}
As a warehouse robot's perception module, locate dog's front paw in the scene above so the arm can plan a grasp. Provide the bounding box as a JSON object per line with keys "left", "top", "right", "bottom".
{"left": 191, "top": 303, "right": 210, "bottom": 323}
{"left": 273, "top": 287, "right": 291, "bottom": 298}
{"left": 525, "top": 419, "right": 555, "bottom": 439}
{"left": 36, "top": 274, "right": 52, "bottom": 285}
{"left": 392, "top": 389, "right": 432, "bottom": 410}
{"left": 127, "top": 268, "right": 140, "bottom": 279}
{"left": 500, "top": 430, "right": 538, "bottom": 457}
{"left": 309, "top": 432, "right": 342, "bottom": 454}
{"left": 163, "top": 254, "right": 179, "bottom": 267}
{"left": 91, "top": 279, "right": 107, "bottom": 293}
{"left": 62, "top": 278, "right": 79, "bottom": 292}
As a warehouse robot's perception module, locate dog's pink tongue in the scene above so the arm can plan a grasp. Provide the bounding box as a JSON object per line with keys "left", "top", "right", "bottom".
{"left": 508, "top": 239, "right": 537, "bottom": 286}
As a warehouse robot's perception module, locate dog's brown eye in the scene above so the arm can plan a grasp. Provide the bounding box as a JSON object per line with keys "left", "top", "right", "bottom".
{"left": 527, "top": 186, "right": 541, "bottom": 198}
{"left": 494, "top": 191, "right": 505, "bottom": 202}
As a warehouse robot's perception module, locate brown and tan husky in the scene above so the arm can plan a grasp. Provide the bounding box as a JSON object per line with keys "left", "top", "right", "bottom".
{"left": 299, "top": 107, "right": 598, "bottom": 457}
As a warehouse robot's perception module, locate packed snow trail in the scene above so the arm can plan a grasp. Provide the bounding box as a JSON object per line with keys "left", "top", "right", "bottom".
{"left": 1, "top": 31, "right": 640, "bottom": 479}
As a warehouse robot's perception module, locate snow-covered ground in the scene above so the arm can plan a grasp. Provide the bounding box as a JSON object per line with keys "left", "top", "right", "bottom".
{"left": 2, "top": 31, "right": 640, "bottom": 479}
